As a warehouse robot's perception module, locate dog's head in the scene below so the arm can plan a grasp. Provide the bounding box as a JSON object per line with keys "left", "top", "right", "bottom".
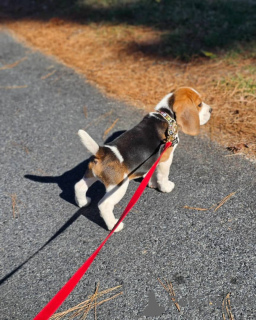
{"left": 158, "top": 87, "right": 212, "bottom": 136}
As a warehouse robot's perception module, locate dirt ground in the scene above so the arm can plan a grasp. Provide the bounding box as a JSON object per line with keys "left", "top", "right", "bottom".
{"left": 2, "top": 18, "right": 256, "bottom": 161}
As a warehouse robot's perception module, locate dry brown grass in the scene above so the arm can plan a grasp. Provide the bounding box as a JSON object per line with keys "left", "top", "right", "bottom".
{"left": 4, "top": 19, "right": 256, "bottom": 160}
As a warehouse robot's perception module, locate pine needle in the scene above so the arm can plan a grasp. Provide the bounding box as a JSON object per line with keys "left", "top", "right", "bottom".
{"left": 183, "top": 192, "right": 236, "bottom": 212}
{"left": 11, "top": 194, "right": 17, "bottom": 218}
{"left": 94, "top": 283, "right": 99, "bottom": 320}
{"left": 84, "top": 110, "right": 113, "bottom": 130}
{"left": 50, "top": 284, "right": 123, "bottom": 320}
{"left": 0, "top": 57, "right": 27, "bottom": 70}
{"left": 41, "top": 70, "right": 56, "bottom": 80}
{"left": 183, "top": 206, "right": 209, "bottom": 211}
{"left": 0, "top": 85, "right": 28, "bottom": 89}
{"left": 103, "top": 118, "right": 119, "bottom": 139}
{"left": 214, "top": 192, "right": 236, "bottom": 212}
{"left": 222, "top": 292, "right": 235, "bottom": 320}
{"left": 158, "top": 278, "right": 181, "bottom": 312}
{"left": 83, "top": 106, "right": 88, "bottom": 118}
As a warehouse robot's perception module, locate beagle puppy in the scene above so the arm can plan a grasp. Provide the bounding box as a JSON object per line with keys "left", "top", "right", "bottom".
{"left": 75, "top": 87, "right": 212, "bottom": 232}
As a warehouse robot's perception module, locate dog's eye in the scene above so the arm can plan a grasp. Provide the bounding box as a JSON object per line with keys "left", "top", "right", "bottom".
{"left": 198, "top": 102, "right": 202, "bottom": 107}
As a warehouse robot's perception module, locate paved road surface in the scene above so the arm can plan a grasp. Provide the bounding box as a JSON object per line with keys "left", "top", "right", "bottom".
{"left": 0, "top": 31, "right": 255, "bottom": 319}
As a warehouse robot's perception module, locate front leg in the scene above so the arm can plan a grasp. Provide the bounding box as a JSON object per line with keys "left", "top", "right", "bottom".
{"left": 98, "top": 176, "right": 129, "bottom": 232}
{"left": 156, "top": 148, "right": 175, "bottom": 193}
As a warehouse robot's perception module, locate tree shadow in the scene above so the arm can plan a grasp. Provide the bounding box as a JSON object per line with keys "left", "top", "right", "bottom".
{"left": 2, "top": 0, "right": 256, "bottom": 60}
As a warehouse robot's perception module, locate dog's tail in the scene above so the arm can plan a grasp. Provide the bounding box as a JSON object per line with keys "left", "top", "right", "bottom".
{"left": 77, "top": 130, "right": 99, "bottom": 155}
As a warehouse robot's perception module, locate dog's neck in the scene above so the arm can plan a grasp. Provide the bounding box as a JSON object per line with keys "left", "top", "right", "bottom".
{"left": 155, "top": 93, "right": 176, "bottom": 119}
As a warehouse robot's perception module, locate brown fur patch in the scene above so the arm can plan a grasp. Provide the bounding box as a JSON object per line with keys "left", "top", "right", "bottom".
{"left": 88, "top": 147, "right": 129, "bottom": 187}
{"left": 159, "top": 146, "right": 174, "bottom": 163}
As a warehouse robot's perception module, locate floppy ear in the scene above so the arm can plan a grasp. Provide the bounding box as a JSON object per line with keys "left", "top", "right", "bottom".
{"left": 172, "top": 97, "right": 200, "bottom": 136}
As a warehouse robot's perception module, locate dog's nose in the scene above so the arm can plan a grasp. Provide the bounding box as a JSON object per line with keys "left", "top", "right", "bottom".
{"left": 209, "top": 107, "right": 213, "bottom": 114}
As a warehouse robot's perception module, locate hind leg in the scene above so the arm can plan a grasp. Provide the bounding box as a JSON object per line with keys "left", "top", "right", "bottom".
{"left": 98, "top": 177, "right": 129, "bottom": 232}
{"left": 75, "top": 173, "right": 97, "bottom": 207}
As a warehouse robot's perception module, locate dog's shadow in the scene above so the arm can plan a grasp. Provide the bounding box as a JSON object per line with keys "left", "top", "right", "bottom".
{"left": 24, "top": 131, "right": 126, "bottom": 229}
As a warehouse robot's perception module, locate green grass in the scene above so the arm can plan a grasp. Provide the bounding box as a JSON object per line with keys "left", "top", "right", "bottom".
{"left": 222, "top": 75, "right": 256, "bottom": 94}
{"left": 220, "top": 63, "right": 256, "bottom": 94}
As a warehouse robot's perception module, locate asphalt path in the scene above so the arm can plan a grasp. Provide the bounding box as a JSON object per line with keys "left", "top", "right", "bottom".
{"left": 0, "top": 31, "right": 255, "bottom": 320}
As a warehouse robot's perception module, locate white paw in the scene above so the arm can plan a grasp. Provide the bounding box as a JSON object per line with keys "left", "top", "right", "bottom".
{"left": 158, "top": 181, "right": 175, "bottom": 193}
{"left": 75, "top": 196, "right": 91, "bottom": 208}
{"left": 110, "top": 219, "right": 124, "bottom": 232}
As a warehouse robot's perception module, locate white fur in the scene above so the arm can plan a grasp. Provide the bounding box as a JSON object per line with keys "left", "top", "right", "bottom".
{"left": 105, "top": 145, "right": 124, "bottom": 163}
{"left": 147, "top": 144, "right": 177, "bottom": 191}
{"left": 156, "top": 144, "right": 177, "bottom": 192}
{"left": 155, "top": 93, "right": 173, "bottom": 111}
{"left": 190, "top": 87, "right": 200, "bottom": 96}
{"left": 199, "top": 102, "right": 212, "bottom": 125}
{"left": 149, "top": 112, "right": 161, "bottom": 120}
{"left": 78, "top": 130, "right": 99, "bottom": 155}
{"left": 75, "top": 177, "right": 97, "bottom": 207}
{"left": 98, "top": 175, "right": 129, "bottom": 232}
{"left": 75, "top": 173, "right": 129, "bottom": 232}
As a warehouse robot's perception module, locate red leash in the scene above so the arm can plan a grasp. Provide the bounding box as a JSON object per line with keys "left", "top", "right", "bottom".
{"left": 34, "top": 141, "right": 172, "bottom": 320}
